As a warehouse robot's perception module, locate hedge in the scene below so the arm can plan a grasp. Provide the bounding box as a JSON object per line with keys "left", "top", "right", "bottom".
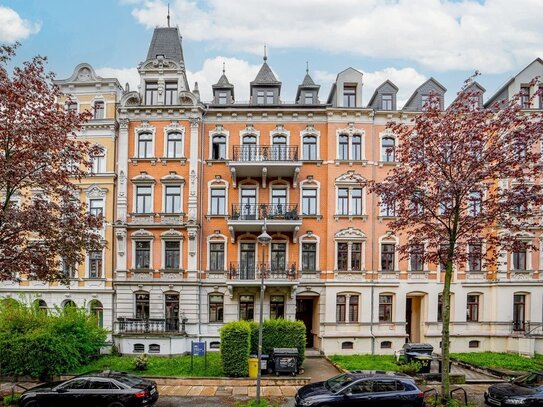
{"left": 220, "top": 320, "right": 251, "bottom": 377}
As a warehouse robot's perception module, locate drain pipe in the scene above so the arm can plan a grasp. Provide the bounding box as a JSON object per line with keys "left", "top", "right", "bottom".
{"left": 369, "top": 110, "right": 377, "bottom": 355}
{"left": 197, "top": 108, "right": 207, "bottom": 339}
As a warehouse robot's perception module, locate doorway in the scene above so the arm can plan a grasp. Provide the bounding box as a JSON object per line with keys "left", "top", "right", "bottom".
{"left": 406, "top": 296, "right": 422, "bottom": 342}
{"left": 296, "top": 298, "right": 314, "bottom": 348}
{"left": 165, "top": 293, "right": 179, "bottom": 332}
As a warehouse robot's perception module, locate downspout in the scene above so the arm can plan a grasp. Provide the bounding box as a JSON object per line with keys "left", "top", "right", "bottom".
{"left": 370, "top": 109, "right": 376, "bottom": 355}
{"left": 197, "top": 107, "right": 207, "bottom": 338}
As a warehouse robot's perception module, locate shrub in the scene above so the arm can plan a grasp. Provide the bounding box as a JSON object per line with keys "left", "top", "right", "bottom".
{"left": 3, "top": 394, "right": 21, "bottom": 405}
{"left": 133, "top": 354, "right": 149, "bottom": 371}
{"left": 395, "top": 360, "right": 421, "bottom": 376}
{"left": 220, "top": 320, "right": 251, "bottom": 377}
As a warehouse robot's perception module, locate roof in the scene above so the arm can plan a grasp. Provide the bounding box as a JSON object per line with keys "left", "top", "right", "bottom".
{"left": 251, "top": 59, "right": 281, "bottom": 86}
{"left": 295, "top": 71, "right": 320, "bottom": 101}
{"left": 146, "top": 27, "right": 184, "bottom": 63}
{"left": 301, "top": 73, "right": 317, "bottom": 87}
{"left": 213, "top": 73, "right": 234, "bottom": 89}
{"left": 367, "top": 80, "right": 399, "bottom": 107}
{"left": 402, "top": 77, "right": 447, "bottom": 110}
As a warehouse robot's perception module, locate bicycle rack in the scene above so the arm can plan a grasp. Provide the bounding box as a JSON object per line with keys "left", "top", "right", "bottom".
{"left": 423, "top": 388, "right": 438, "bottom": 407}
{"left": 450, "top": 387, "right": 468, "bottom": 406}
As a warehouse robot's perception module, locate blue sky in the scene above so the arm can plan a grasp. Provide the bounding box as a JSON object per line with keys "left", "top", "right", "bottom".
{"left": 2, "top": 0, "right": 543, "bottom": 106}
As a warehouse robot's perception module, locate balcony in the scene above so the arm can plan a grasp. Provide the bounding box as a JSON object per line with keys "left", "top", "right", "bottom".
{"left": 227, "top": 262, "right": 299, "bottom": 288}
{"left": 227, "top": 203, "right": 302, "bottom": 237}
{"left": 228, "top": 145, "right": 301, "bottom": 187}
{"left": 116, "top": 318, "right": 182, "bottom": 334}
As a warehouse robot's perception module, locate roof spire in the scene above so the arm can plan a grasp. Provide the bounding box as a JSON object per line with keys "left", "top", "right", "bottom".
{"left": 263, "top": 45, "right": 267, "bottom": 62}
{"left": 167, "top": 3, "right": 170, "bottom": 27}
{"left": 306, "top": 61, "right": 309, "bottom": 74}
{"left": 222, "top": 61, "right": 225, "bottom": 75}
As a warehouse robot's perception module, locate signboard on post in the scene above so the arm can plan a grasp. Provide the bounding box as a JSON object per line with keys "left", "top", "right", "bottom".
{"left": 190, "top": 341, "right": 207, "bottom": 371}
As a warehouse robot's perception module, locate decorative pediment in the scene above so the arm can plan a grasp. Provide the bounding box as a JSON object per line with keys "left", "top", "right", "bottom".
{"left": 165, "top": 121, "right": 185, "bottom": 136}
{"left": 336, "top": 124, "right": 364, "bottom": 136}
{"left": 131, "top": 229, "right": 154, "bottom": 239}
{"left": 131, "top": 172, "right": 155, "bottom": 185}
{"left": 161, "top": 229, "right": 184, "bottom": 239}
{"left": 135, "top": 121, "right": 155, "bottom": 135}
{"left": 335, "top": 171, "right": 366, "bottom": 184}
{"left": 120, "top": 92, "right": 141, "bottom": 107}
{"left": 335, "top": 227, "right": 367, "bottom": 240}
{"left": 86, "top": 184, "right": 107, "bottom": 198}
{"left": 161, "top": 172, "right": 185, "bottom": 184}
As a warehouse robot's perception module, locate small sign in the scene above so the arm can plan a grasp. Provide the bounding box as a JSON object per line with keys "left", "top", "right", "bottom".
{"left": 192, "top": 341, "right": 205, "bottom": 356}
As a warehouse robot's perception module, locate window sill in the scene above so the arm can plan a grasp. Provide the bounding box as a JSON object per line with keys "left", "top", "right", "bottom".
{"left": 160, "top": 268, "right": 185, "bottom": 273}
{"left": 300, "top": 214, "right": 322, "bottom": 219}
{"left": 206, "top": 159, "right": 229, "bottom": 164}
{"left": 334, "top": 160, "right": 368, "bottom": 166}
{"left": 84, "top": 277, "right": 106, "bottom": 280}
{"left": 129, "top": 268, "right": 154, "bottom": 273}
{"left": 334, "top": 214, "right": 368, "bottom": 222}
{"left": 159, "top": 157, "right": 187, "bottom": 165}
{"left": 129, "top": 157, "right": 158, "bottom": 165}
{"left": 378, "top": 161, "right": 398, "bottom": 166}
{"left": 300, "top": 159, "right": 324, "bottom": 165}
{"left": 378, "top": 216, "right": 397, "bottom": 221}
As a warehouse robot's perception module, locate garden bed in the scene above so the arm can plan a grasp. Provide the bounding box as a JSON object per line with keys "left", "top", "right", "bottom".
{"left": 451, "top": 352, "right": 543, "bottom": 374}
{"left": 328, "top": 355, "right": 400, "bottom": 371}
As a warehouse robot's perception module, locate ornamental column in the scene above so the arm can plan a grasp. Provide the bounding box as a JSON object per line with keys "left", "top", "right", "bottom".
{"left": 186, "top": 116, "right": 201, "bottom": 276}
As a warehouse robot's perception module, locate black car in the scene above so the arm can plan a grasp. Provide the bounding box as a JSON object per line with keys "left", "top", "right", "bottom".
{"left": 485, "top": 372, "right": 543, "bottom": 406}
{"left": 294, "top": 371, "right": 425, "bottom": 407}
{"left": 19, "top": 371, "right": 159, "bottom": 407}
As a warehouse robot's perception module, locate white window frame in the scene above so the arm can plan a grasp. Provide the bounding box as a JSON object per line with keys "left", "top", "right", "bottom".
{"left": 379, "top": 130, "right": 396, "bottom": 162}
{"left": 207, "top": 233, "right": 228, "bottom": 272}
{"left": 207, "top": 178, "right": 229, "bottom": 216}
{"left": 335, "top": 128, "right": 365, "bottom": 161}
{"left": 86, "top": 248, "right": 104, "bottom": 279}
{"left": 299, "top": 233, "right": 320, "bottom": 272}
{"left": 90, "top": 144, "right": 107, "bottom": 174}
{"left": 134, "top": 122, "right": 156, "bottom": 159}
{"left": 163, "top": 122, "right": 186, "bottom": 158}
{"left": 131, "top": 230, "right": 154, "bottom": 270}
{"left": 131, "top": 173, "right": 155, "bottom": 214}
{"left": 334, "top": 228, "right": 366, "bottom": 272}
{"left": 209, "top": 127, "right": 230, "bottom": 160}
{"left": 378, "top": 234, "right": 399, "bottom": 272}
{"left": 160, "top": 230, "right": 184, "bottom": 269}
{"left": 300, "top": 127, "right": 321, "bottom": 161}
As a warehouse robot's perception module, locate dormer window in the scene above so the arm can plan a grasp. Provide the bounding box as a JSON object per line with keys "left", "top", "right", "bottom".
{"left": 520, "top": 86, "right": 530, "bottom": 109}
{"left": 256, "top": 90, "right": 274, "bottom": 104}
{"left": 421, "top": 94, "right": 440, "bottom": 111}
{"left": 343, "top": 85, "right": 356, "bottom": 107}
{"left": 165, "top": 82, "right": 178, "bottom": 105}
{"left": 381, "top": 94, "right": 393, "bottom": 110}
{"left": 304, "top": 92, "right": 313, "bottom": 104}
{"left": 218, "top": 92, "right": 227, "bottom": 105}
{"left": 145, "top": 82, "right": 159, "bottom": 105}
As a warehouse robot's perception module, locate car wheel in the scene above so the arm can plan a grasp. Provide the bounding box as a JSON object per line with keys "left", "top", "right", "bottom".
{"left": 107, "top": 403, "right": 125, "bottom": 407}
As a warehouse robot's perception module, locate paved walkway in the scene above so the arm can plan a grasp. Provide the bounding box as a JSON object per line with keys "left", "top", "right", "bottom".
{"left": 303, "top": 356, "right": 342, "bottom": 383}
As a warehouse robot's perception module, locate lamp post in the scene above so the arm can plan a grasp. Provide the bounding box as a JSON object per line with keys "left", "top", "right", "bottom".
{"left": 256, "top": 222, "right": 272, "bottom": 405}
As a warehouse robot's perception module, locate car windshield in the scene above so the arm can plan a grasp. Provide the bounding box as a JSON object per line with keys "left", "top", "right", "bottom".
{"left": 325, "top": 374, "right": 354, "bottom": 393}
{"left": 513, "top": 373, "right": 543, "bottom": 388}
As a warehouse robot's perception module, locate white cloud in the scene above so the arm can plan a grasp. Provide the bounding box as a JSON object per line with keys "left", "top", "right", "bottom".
{"left": 96, "top": 67, "right": 140, "bottom": 91}
{"left": 0, "top": 6, "right": 40, "bottom": 42}
{"left": 129, "top": 0, "right": 543, "bottom": 74}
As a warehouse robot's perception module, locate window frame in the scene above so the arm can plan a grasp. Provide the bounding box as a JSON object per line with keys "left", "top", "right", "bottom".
{"left": 379, "top": 294, "right": 393, "bottom": 323}
{"left": 209, "top": 293, "right": 224, "bottom": 323}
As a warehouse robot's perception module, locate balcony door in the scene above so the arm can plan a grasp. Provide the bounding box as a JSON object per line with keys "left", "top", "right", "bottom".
{"left": 272, "top": 135, "right": 287, "bottom": 160}
{"left": 271, "top": 243, "right": 286, "bottom": 273}
{"left": 165, "top": 293, "right": 179, "bottom": 332}
{"left": 242, "top": 135, "right": 257, "bottom": 161}
{"left": 240, "top": 243, "right": 256, "bottom": 279}
{"left": 271, "top": 187, "right": 287, "bottom": 216}
{"left": 241, "top": 187, "right": 257, "bottom": 219}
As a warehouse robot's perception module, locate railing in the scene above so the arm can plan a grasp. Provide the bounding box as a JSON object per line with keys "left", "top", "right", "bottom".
{"left": 228, "top": 262, "right": 298, "bottom": 280}
{"left": 513, "top": 320, "right": 528, "bottom": 332}
{"left": 116, "top": 318, "right": 179, "bottom": 333}
{"left": 230, "top": 203, "right": 299, "bottom": 221}
{"left": 232, "top": 145, "right": 299, "bottom": 162}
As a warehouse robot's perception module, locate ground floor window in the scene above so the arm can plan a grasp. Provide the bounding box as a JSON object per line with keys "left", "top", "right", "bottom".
{"left": 135, "top": 292, "right": 149, "bottom": 319}
{"left": 379, "top": 294, "right": 393, "bottom": 322}
{"left": 209, "top": 294, "right": 224, "bottom": 323}
{"left": 270, "top": 295, "right": 285, "bottom": 319}
{"left": 239, "top": 295, "right": 254, "bottom": 321}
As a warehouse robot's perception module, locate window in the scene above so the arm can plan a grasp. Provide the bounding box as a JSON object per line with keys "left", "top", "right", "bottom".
{"left": 164, "top": 241, "right": 180, "bottom": 269}
{"left": 381, "top": 137, "right": 395, "bottom": 162}
{"left": 270, "top": 295, "right": 285, "bottom": 319}
{"left": 63, "top": 300, "right": 76, "bottom": 308}
{"left": 351, "top": 243, "right": 362, "bottom": 271}
{"left": 88, "top": 251, "right": 102, "bottom": 278}
{"left": 145, "top": 82, "right": 158, "bottom": 105}
{"left": 218, "top": 92, "right": 227, "bottom": 105}
{"left": 210, "top": 341, "right": 220, "bottom": 349}
{"left": 381, "top": 243, "right": 395, "bottom": 271}
{"left": 351, "top": 188, "right": 362, "bottom": 215}
{"left": 411, "top": 191, "right": 424, "bottom": 216}
{"left": 437, "top": 294, "right": 443, "bottom": 322}
{"left": 337, "top": 188, "right": 349, "bottom": 215}
{"left": 266, "top": 91, "right": 274, "bottom": 104}
{"left": 91, "top": 152, "right": 105, "bottom": 173}
{"left": 343, "top": 85, "right": 356, "bottom": 107}
{"left": 136, "top": 186, "right": 152, "bottom": 213}
{"left": 271, "top": 188, "right": 287, "bottom": 215}
{"left": 90, "top": 300, "right": 104, "bottom": 327}
{"left": 380, "top": 197, "right": 396, "bottom": 217}
{"left": 209, "top": 242, "right": 225, "bottom": 271}
{"left": 381, "top": 94, "right": 393, "bottom": 110}
{"left": 520, "top": 86, "right": 530, "bottom": 109}
{"left": 302, "top": 188, "right": 317, "bottom": 215}
{"left": 133, "top": 343, "right": 145, "bottom": 353}
{"left": 271, "top": 243, "right": 286, "bottom": 272}
{"left": 468, "top": 191, "right": 482, "bottom": 216}
{"left": 256, "top": 90, "right": 274, "bottom": 104}
{"left": 61, "top": 257, "right": 75, "bottom": 278}
{"left": 410, "top": 244, "right": 424, "bottom": 271}
{"left": 379, "top": 295, "right": 393, "bottom": 322}
{"left": 135, "top": 241, "right": 151, "bottom": 269}
{"left": 239, "top": 295, "right": 254, "bottom": 321}
{"left": 61, "top": 379, "right": 89, "bottom": 390}
{"left": 337, "top": 242, "right": 348, "bottom": 271}
{"left": 466, "top": 294, "right": 479, "bottom": 322}
{"left": 469, "top": 340, "right": 480, "bottom": 348}
{"left": 302, "top": 135, "right": 317, "bottom": 160}
{"left": 336, "top": 295, "right": 346, "bottom": 322}
{"left": 210, "top": 188, "right": 226, "bottom": 215}
{"left": 209, "top": 294, "right": 224, "bottom": 323}
{"left": 137, "top": 132, "right": 153, "bottom": 158}
{"left": 338, "top": 135, "right": 349, "bottom": 160}
{"left": 135, "top": 293, "right": 149, "bottom": 319}
{"left": 468, "top": 243, "right": 482, "bottom": 272}
{"left": 149, "top": 344, "right": 161, "bottom": 354}
{"left": 301, "top": 242, "right": 317, "bottom": 271}
{"left": 94, "top": 101, "right": 104, "bottom": 119}
{"left": 381, "top": 341, "right": 392, "bottom": 349}
{"left": 164, "top": 185, "right": 181, "bottom": 213}
{"left": 257, "top": 91, "right": 265, "bottom": 104}
{"left": 351, "top": 135, "right": 362, "bottom": 160}
{"left": 342, "top": 341, "right": 354, "bottom": 350}
{"left": 512, "top": 244, "right": 527, "bottom": 271}
{"left": 304, "top": 92, "right": 313, "bottom": 104}
{"left": 212, "top": 135, "right": 227, "bottom": 159}
{"left": 66, "top": 101, "right": 78, "bottom": 112}
{"left": 166, "top": 132, "right": 183, "bottom": 158}
{"left": 513, "top": 294, "right": 526, "bottom": 331}
{"left": 165, "top": 82, "right": 178, "bottom": 105}
{"left": 349, "top": 295, "right": 359, "bottom": 322}
{"left": 89, "top": 199, "right": 103, "bottom": 217}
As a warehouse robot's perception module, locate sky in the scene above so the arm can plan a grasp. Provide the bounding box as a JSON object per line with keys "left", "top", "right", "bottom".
{"left": 2, "top": 0, "right": 543, "bottom": 106}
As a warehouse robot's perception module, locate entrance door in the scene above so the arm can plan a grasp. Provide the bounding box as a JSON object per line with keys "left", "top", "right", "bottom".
{"left": 405, "top": 298, "right": 412, "bottom": 342}
{"left": 296, "top": 298, "right": 314, "bottom": 348}
{"left": 406, "top": 296, "right": 422, "bottom": 342}
{"left": 240, "top": 243, "right": 256, "bottom": 279}
{"left": 165, "top": 293, "right": 179, "bottom": 332}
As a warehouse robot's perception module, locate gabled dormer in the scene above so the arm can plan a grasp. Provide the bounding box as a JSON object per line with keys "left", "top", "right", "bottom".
{"left": 136, "top": 26, "right": 196, "bottom": 107}
{"left": 295, "top": 68, "right": 320, "bottom": 105}
{"left": 212, "top": 65, "right": 235, "bottom": 105}
{"left": 402, "top": 77, "right": 446, "bottom": 111}
{"left": 250, "top": 56, "right": 281, "bottom": 105}
{"left": 450, "top": 81, "right": 485, "bottom": 109}
{"left": 326, "top": 68, "right": 363, "bottom": 108}
{"left": 367, "top": 80, "right": 398, "bottom": 111}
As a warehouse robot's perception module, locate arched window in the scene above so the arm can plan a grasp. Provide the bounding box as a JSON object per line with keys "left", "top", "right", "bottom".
{"left": 272, "top": 135, "right": 287, "bottom": 160}
{"left": 212, "top": 135, "right": 227, "bottom": 160}
{"left": 149, "top": 344, "right": 161, "bottom": 353}
{"left": 209, "top": 293, "right": 224, "bottom": 323}
{"left": 469, "top": 340, "right": 480, "bottom": 348}
{"left": 63, "top": 300, "right": 76, "bottom": 308}
{"left": 303, "top": 135, "right": 317, "bottom": 160}
{"left": 137, "top": 132, "right": 153, "bottom": 158}
{"left": 90, "top": 300, "right": 104, "bottom": 327}
{"left": 135, "top": 292, "right": 150, "bottom": 320}
{"left": 242, "top": 135, "right": 257, "bottom": 145}
{"left": 241, "top": 135, "right": 257, "bottom": 161}
{"left": 381, "top": 137, "right": 395, "bottom": 162}
{"left": 166, "top": 132, "right": 183, "bottom": 158}
{"left": 338, "top": 135, "right": 349, "bottom": 160}
{"left": 34, "top": 299, "right": 47, "bottom": 312}
{"left": 133, "top": 343, "right": 145, "bottom": 353}
{"left": 351, "top": 135, "right": 362, "bottom": 160}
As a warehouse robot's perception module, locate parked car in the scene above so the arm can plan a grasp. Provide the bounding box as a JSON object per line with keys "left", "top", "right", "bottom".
{"left": 294, "top": 371, "right": 425, "bottom": 407}
{"left": 19, "top": 371, "right": 159, "bottom": 407}
{"left": 485, "top": 372, "right": 543, "bottom": 406}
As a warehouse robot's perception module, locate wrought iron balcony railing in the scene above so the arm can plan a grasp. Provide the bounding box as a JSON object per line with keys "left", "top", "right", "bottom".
{"left": 116, "top": 318, "right": 179, "bottom": 333}
{"left": 232, "top": 145, "right": 299, "bottom": 162}
{"left": 230, "top": 203, "right": 299, "bottom": 221}
{"left": 228, "top": 262, "right": 298, "bottom": 280}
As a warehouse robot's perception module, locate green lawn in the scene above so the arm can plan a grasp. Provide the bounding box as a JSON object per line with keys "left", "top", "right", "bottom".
{"left": 451, "top": 352, "right": 543, "bottom": 373}
{"left": 329, "top": 355, "right": 400, "bottom": 371}
{"left": 73, "top": 353, "right": 224, "bottom": 377}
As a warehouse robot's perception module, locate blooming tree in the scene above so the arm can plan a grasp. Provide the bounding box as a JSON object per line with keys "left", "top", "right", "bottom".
{"left": 371, "top": 76, "right": 543, "bottom": 398}
{"left": 0, "top": 44, "right": 103, "bottom": 282}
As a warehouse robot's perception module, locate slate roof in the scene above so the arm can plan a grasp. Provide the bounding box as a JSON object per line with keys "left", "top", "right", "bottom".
{"left": 402, "top": 77, "right": 447, "bottom": 110}
{"left": 213, "top": 73, "right": 234, "bottom": 89}
{"left": 367, "top": 80, "right": 399, "bottom": 107}
{"left": 251, "top": 60, "right": 281, "bottom": 86}
{"left": 301, "top": 73, "right": 317, "bottom": 87}
{"left": 146, "top": 27, "right": 185, "bottom": 63}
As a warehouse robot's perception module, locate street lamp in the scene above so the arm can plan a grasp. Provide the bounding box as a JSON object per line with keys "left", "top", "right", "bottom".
{"left": 256, "top": 222, "right": 272, "bottom": 405}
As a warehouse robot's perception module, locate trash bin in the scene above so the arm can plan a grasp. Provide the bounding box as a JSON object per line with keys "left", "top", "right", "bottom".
{"left": 272, "top": 348, "right": 298, "bottom": 376}
{"left": 402, "top": 343, "right": 434, "bottom": 374}
{"left": 437, "top": 358, "right": 453, "bottom": 373}
{"left": 261, "top": 354, "right": 269, "bottom": 374}
{"left": 248, "top": 357, "right": 258, "bottom": 378}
